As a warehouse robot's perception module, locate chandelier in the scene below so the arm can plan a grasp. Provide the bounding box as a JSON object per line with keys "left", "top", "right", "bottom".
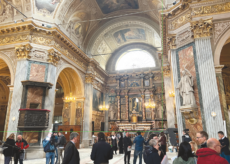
{"left": 99, "top": 101, "right": 109, "bottom": 111}
{"left": 145, "top": 99, "right": 156, "bottom": 108}
{"left": 63, "top": 92, "right": 77, "bottom": 102}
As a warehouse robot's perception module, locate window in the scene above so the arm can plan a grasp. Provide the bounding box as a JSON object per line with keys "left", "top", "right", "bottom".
{"left": 116, "top": 49, "right": 155, "bottom": 70}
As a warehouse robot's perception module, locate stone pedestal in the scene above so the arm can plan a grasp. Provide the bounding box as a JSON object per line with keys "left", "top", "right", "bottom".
{"left": 180, "top": 105, "right": 198, "bottom": 125}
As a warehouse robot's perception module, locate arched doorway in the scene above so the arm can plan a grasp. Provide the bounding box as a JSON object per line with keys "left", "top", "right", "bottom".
{"left": 0, "top": 58, "right": 11, "bottom": 141}
{"left": 53, "top": 66, "right": 84, "bottom": 128}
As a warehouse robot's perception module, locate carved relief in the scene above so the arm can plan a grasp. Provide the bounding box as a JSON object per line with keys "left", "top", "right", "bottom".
{"left": 190, "top": 18, "right": 213, "bottom": 39}
{"left": 214, "top": 21, "right": 230, "bottom": 45}
{"left": 32, "top": 36, "right": 52, "bottom": 45}
{"left": 85, "top": 75, "right": 94, "bottom": 84}
{"left": 176, "top": 28, "right": 193, "bottom": 48}
{"left": 15, "top": 44, "right": 33, "bottom": 59}
{"left": 168, "top": 11, "right": 191, "bottom": 31}
{"left": 0, "top": 2, "right": 12, "bottom": 23}
{"left": 163, "top": 65, "right": 170, "bottom": 77}
{"left": 47, "top": 49, "right": 61, "bottom": 66}
{"left": 0, "top": 35, "right": 30, "bottom": 45}
{"left": 31, "top": 50, "right": 47, "bottom": 62}
{"left": 167, "top": 34, "right": 176, "bottom": 49}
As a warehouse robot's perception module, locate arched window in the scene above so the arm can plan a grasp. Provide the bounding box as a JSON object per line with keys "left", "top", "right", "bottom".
{"left": 116, "top": 49, "right": 156, "bottom": 70}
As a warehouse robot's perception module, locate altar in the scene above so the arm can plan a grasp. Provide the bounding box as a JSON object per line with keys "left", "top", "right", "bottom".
{"left": 116, "top": 122, "right": 153, "bottom": 131}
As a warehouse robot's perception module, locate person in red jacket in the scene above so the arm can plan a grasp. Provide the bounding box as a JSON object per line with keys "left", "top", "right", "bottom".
{"left": 196, "top": 138, "right": 228, "bottom": 164}
{"left": 14, "top": 135, "right": 29, "bottom": 164}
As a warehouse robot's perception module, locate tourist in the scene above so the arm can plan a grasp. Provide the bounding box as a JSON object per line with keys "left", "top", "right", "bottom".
{"left": 189, "top": 141, "right": 198, "bottom": 156}
{"left": 3, "top": 133, "right": 16, "bottom": 164}
{"left": 158, "top": 132, "right": 166, "bottom": 155}
{"left": 182, "top": 129, "right": 192, "bottom": 143}
{"left": 218, "top": 131, "right": 230, "bottom": 163}
{"left": 152, "top": 134, "right": 164, "bottom": 161}
{"left": 55, "top": 131, "right": 66, "bottom": 164}
{"left": 143, "top": 139, "right": 161, "bottom": 164}
{"left": 196, "top": 138, "right": 228, "bottom": 164}
{"left": 118, "top": 132, "right": 124, "bottom": 154}
{"left": 133, "top": 131, "right": 147, "bottom": 164}
{"left": 173, "top": 142, "right": 196, "bottom": 164}
{"left": 123, "top": 132, "right": 132, "bottom": 164}
{"left": 53, "top": 132, "right": 58, "bottom": 164}
{"left": 63, "top": 132, "right": 80, "bottom": 164}
{"left": 196, "top": 131, "right": 208, "bottom": 148}
{"left": 14, "top": 135, "right": 29, "bottom": 164}
{"left": 90, "top": 132, "right": 113, "bottom": 164}
{"left": 43, "top": 133, "right": 57, "bottom": 164}
{"left": 111, "top": 131, "right": 118, "bottom": 155}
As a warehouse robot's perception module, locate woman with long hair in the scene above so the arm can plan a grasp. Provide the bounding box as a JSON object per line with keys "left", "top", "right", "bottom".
{"left": 118, "top": 132, "right": 123, "bottom": 154}
{"left": 111, "top": 131, "right": 118, "bottom": 155}
{"left": 3, "top": 133, "right": 16, "bottom": 164}
{"left": 173, "top": 142, "right": 196, "bottom": 164}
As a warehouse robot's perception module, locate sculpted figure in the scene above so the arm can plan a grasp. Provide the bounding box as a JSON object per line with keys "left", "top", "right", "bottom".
{"left": 177, "top": 68, "right": 197, "bottom": 107}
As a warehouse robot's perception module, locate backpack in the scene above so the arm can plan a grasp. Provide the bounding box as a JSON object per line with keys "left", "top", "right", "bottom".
{"left": 43, "top": 139, "right": 55, "bottom": 152}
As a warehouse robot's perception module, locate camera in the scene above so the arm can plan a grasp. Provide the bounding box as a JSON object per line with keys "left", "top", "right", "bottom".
{"left": 50, "top": 135, "right": 56, "bottom": 145}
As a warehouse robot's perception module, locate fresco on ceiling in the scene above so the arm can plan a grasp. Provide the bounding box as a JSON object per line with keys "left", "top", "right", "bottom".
{"left": 75, "top": 23, "right": 82, "bottom": 36}
{"left": 35, "top": 0, "right": 60, "bottom": 13}
{"left": 93, "top": 88, "right": 103, "bottom": 111}
{"left": 113, "top": 28, "right": 146, "bottom": 44}
{"left": 96, "top": 0, "right": 139, "bottom": 14}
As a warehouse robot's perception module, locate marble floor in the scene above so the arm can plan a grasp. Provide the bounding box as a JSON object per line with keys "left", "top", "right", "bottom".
{"left": 0, "top": 148, "right": 173, "bottom": 164}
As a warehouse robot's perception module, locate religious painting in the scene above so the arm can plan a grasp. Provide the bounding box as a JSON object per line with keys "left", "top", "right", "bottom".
{"left": 35, "top": 0, "right": 60, "bottom": 13}
{"left": 114, "top": 28, "right": 146, "bottom": 44}
{"left": 62, "top": 103, "right": 70, "bottom": 125}
{"left": 121, "top": 105, "right": 126, "bottom": 112}
{"left": 144, "top": 80, "right": 149, "bottom": 87}
{"left": 129, "top": 97, "right": 142, "bottom": 118}
{"left": 96, "top": 0, "right": 139, "bottom": 14}
{"left": 146, "top": 109, "right": 152, "bottom": 120}
{"left": 121, "top": 113, "right": 126, "bottom": 120}
{"left": 76, "top": 102, "right": 83, "bottom": 118}
{"left": 93, "top": 88, "right": 103, "bottom": 111}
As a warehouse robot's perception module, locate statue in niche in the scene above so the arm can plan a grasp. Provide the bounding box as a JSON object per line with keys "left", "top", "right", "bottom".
{"left": 157, "top": 104, "right": 163, "bottom": 118}
{"left": 109, "top": 104, "right": 117, "bottom": 120}
{"left": 177, "top": 68, "right": 197, "bottom": 107}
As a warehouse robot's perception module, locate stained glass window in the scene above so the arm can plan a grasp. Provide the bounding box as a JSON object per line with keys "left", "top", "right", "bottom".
{"left": 116, "top": 49, "right": 155, "bottom": 70}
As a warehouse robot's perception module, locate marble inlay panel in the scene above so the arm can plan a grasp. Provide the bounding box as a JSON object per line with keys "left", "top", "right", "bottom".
{"left": 178, "top": 45, "right": 203, "bottom": 143}
{"left": 26, "top": 86, "right": 44, "bottom": 109}
{"left": 29, "top": 63, "right": 46, "bottom": 82}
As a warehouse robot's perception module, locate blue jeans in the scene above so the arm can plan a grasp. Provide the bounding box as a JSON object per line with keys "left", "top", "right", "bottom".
{"left": 4, "top": 156, "right": 11, "bottom": 164}
{"left": 46, "top": 152, "right": 55, "bottom": 164}
{"left": 220, "top": 152, "right": 230, "bottom": 163}
{"left": 133, "top": 150, "right": 142, "bottom": 164}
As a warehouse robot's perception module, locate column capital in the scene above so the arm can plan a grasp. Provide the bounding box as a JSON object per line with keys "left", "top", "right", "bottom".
{"left": 163, "top": 65, "right": 170, "bottom": 77}
{"left": 141, "top": 94, "right": 145, "bottom": 99}
{"left": 15, "top": 44, "right": 32, "bottom": 59}
{"left": 215, "top": 65, "right": 224, "bottom": 74}
{"left": 190, "top": 18, "right": 213, "bottom": 39}
{"left": 85, "top": 74, "right": 95, "bottom": 84}
{"left": 47, "top": 49, "right": 61, "bottom": 66}
{"left": 167, "top": 34, "right": 176, "bottom": 49}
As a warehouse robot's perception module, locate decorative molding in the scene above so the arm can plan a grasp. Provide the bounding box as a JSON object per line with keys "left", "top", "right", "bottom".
{"left": 163, "top": 65, "right": 171, "bottom": 77}
{"left": 176, "top": 28, "right": 193, "bottom": 48}
{"left": 192, "top": 2, "right": 230, "bottom": 17}
{"left": 168, "top": 11, "right": 191, "bottom": 31}
{"left": 47, "top": 49, "right": 61, "bottom": 66}
{"left": 190, "top": 18, "right": 213, "bottom": 39}
{"left": 85, "top": 74, "right": 94, "bottom": 84}
{"left": 15, "top": 44, "right": 33, "bottom": 59}
{"left": 0, "top": 35, "right": 30, "bottom": 45}
{"left": 215, "top": 65, "right": 224, "bottom": 74}
{"left": 214, "top": 21, "right": 230, "bottom": 45}
{"left": 167, "top": 34, "right": 177, "bottom": 49}
{"left": 30, "top": 50, "right": 47, "bottom": 62}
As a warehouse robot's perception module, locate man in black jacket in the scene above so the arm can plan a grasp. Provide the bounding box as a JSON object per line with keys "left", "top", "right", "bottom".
{"left": 123, "top": 132, "right": 132, "bottom": 164}
{"left": 182, "top": 129, "right": 192, "bottom": 143}
{"left": 196, "top": 131, "right": 208, "bottom": 148}
{"left": 56, "top": 131, "right": 66, "bottom": 164}
{"left": 90, "top": 132, "right": 113, "bottom": 164}
{"left": 218, "top": 131, "right": 230, "bottom": 163}
{"left": 63, "top": 132, "right": 80, "bottom": 164}
{"left": 144, "top": 139, "right": 161, "bottom": 164}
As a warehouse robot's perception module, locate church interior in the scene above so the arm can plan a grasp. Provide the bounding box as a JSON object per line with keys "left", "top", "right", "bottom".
{"left": 0, "top": 0, "right": 230, "bottom": 162}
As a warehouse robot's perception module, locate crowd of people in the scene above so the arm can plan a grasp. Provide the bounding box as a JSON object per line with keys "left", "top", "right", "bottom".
{"left": 2, "top": 129, "right": 230, "bottom": 164}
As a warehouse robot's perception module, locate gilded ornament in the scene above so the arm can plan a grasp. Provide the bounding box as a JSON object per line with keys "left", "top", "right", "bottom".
{"left": 163, "top": 65, "right": 170, "bottom": 77}
{"left": 47, "top": 49, "right": 61, "bottom": 66}
{"left": 190, "top": 18, "right": 213, "bottom": 39}
{"left": 85, "top": 76, "right": 94, "bottom": 84}
{"left": 167, "top": 34, "right": 177, "bottom": 49}
{"left": 15, "top": 44, "right": 32, "bottom": 59}
{"left": 169, "top": 12, "right": 191, "bottom": 30}
{"left": 0, "top": 35, "right": 30, "bottom": 45}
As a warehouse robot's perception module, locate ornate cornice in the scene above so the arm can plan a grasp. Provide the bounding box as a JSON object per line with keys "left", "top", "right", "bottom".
{"left": 168, "top": 11, "right": 192, "bottom": 31}
{"left": 15, "top": 44, "right": 32, "bottom": 59}
{"left": 190, "top": 18, "right": 213, "bottom": 39}
{"left": 85, "top": 74, "right": 95, "bottom": 84}
{"left": 167, "top": 34, "right": 177, "bottom": 49}
{"left": 47, "top": 49, "right": 61, "bottom": 66}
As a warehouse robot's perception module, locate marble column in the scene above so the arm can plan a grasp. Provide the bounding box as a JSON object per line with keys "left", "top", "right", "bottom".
{"left": 141, "top": 95, "right": 146, "bottom": 121}
{"left": 195, "top": 38, "right": 224, "bottom": 138}
{"left": 82, "top": 76, "right": 93, "bottom": 147}
{"left": 150, "top": 94, "right": 155, "bottom": 120}
{"left": 3, "top": 86, "right": 14, "bottom": 140}
{"left": 117, "top": 96, "right": 121, "bottom": 121}
{"left": 163, "top": 75, "right": 175, "bottom": 128}
{"left": 171, "top": 49, "right": 184, "bottom": 143}
{"left": 125, "top": 95, "right": 129, "bottom": 120}
{"left": 215, "top": 65, "right": 230, "bottom": 138}
{"left": 104, "top": 91, "right": 109, "bottom": 132}
{"left": 7, "top": 60, "right": 29, "bottom": 137}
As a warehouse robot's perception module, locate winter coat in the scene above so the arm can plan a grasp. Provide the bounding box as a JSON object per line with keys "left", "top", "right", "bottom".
{"left": 123, "top": 136, "right": 132, "bottom": 153}
{"left": 200, "top": 142, "right": 207, "bottom": 148}
{"left": 159, "top": 135, "right": 166, "bottom": 145}
{"left": 133, "top": 135, "right": 146, "bottom": 151}
{"left": 42, "top": 139, "right": 56, "bottom": 153}
{"left": 173, "top": 157, "right": 196, "bottom": 164}
{"left": 63, "top": 141, "right": 80, "bottom": 164}
{"left": 219, "top": 137, "right": 230, "bottom": 155}
{"left": 15, "top": 139, "right": 29, "bottom": 154}
{"left": 144, "top": 146, "right": 161, "bottom": 164}
{"left": 91, "top": 139, "right": 113, "bottom": 164}
{"left": 3, "top": 138, "right": 16, "bottom": 156}
{"left": 196, "top": 148, "right": 228, "bottom": 164}
{"left": 182, "top": 134, "right": 192, "bottom": 143}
